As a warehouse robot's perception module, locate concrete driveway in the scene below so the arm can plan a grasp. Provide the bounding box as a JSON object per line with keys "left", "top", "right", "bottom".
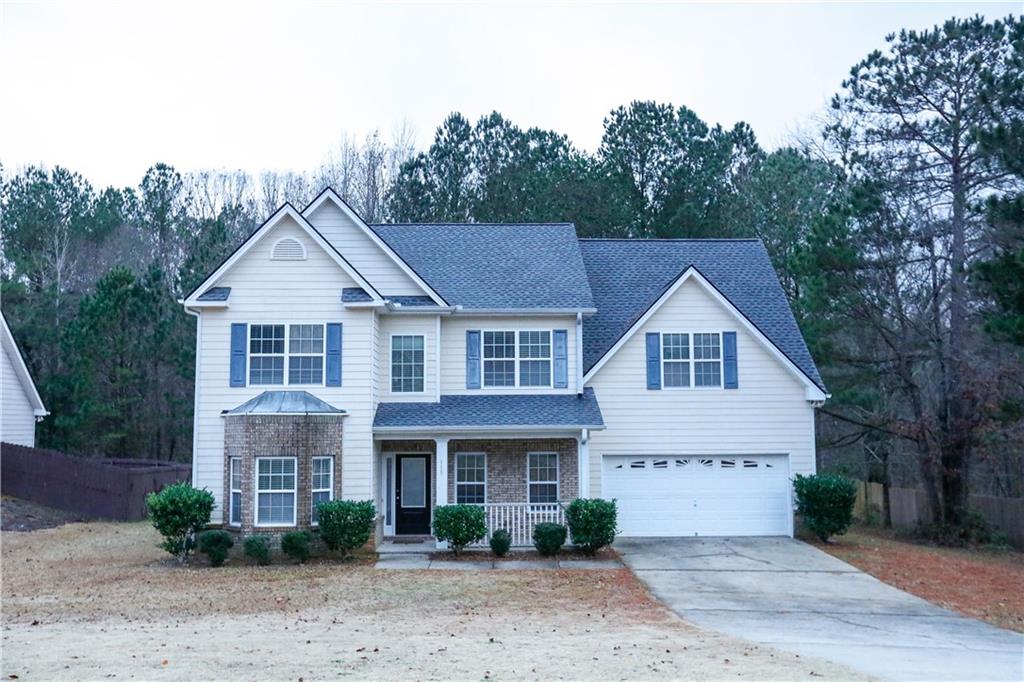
{"left": 616, "top": 537, "right": 1023, "bottom": 681}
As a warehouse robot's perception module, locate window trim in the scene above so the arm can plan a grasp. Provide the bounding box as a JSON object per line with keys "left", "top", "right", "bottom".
{"left": 660, "top": 331, "right": 724, "bottom": 390}
{"left": 481, "top": 328, "right": 554, "bottom": 389}
{"left": 310, "top": 456, "right": 334, "bottom": 526}
{"left": 526, "top": 451, "right": 560, "bottom": 506}
{"left": 247, "top": 323, "right": 327, "bottom": 387}
{"left": 455, "top": 452, "right": 487, "bottom": 504}
{"left": 388, "top": 333, "right": 426, "bottom": 394}
{"left": 254, "top": 456, "right": 298, "bottom": 527}
{"left": 228, "top": 457, "right": 242, "bottom": 527}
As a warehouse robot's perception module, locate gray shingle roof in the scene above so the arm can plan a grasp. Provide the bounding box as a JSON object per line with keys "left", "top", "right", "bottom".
{"left": 224, "top": 391, "right": 346, "bottom": 415}
{"left": 197, "top": 286, "right": 230, "bottom": 302}
{"left": 389, "top": 295, "right": 439, "bottom": 307}
{"left": 578, "top": 239, "right": 825, "bottom": 391}
{"left": 373, "top": 388, "right": 604, "bottom": 430}
{"left": 369, "top": 224, "right": 595, "bottom": 310}
{"left": 342, "top": 287, "right": 373, "bottom": 303}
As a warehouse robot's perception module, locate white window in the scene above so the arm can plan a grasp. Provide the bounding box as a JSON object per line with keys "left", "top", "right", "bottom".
{"left": 255, "top": 457, "right": 296, "bottom": 526}
{"left": 391, "top": 335, "right": 425, "bottom": 393}
{"left": 661, "top": 332, "right": 722, "bottom": 388}
{"left": 288, "top": 324, "right": 324, "bottom": 385}
{"left": 455, "top": 453, "right": 486, "bottom": 504}
{"left": 229, "top": 457, "right": 242, "bottom": 526}
{"left": 311, "top": 456, "right": 333, "bottom": 525}
{"left": 248, "top": 324, "right": 326, "bottom": 386}
{"left": 528, "top": 452, "right": 559, "bottom": 505}
{"left": 483, "top": 330, "right": 552, "bottom": 388}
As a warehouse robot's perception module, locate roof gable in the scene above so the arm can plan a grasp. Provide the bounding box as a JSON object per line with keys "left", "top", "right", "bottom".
{"left": 370, "top": 223, "right": 596, "bottom": 311}
{"left": 183, "top": 204, "right": 382, "bottom": 305}
{"left": 1, "top": 313, "right": 47, "bottom": 415}
{"left": 302, "top": 189, "right": 446, "bottom": 305}
{"left": 579, "top": 239, "right": 826, "bottom": 394}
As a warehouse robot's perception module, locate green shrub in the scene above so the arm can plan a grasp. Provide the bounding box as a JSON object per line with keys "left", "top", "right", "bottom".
{"left": 489, "top": 529, "right": 512, "bottom": 557}
{"left": 197, "top": 530, "right": 234, "bottom": 567}
{"left": 281, "top": 531, "right": 312, "bottom": 563}
{"left": 317, "top": 500, "right": 376, "bottom": 556}
{"left": 533, "top": 522, "right": 567, "bottom": 556}
{"left": 432, "top": 504, "right": 487, "bottom": 555}
{"left": 918, "top": 509, "right": 1010, "bottom": 548}
{"left": 793, "top": 474, "right": 857, "bottom": 542}
{"left": 146, "top": 483, "right": 215, "bottom": 563}
{"left": 243, "top": 535, "right": 272, "bottom": 565}
{"left": 565, "top": 498, "right": 618, "bottom": 554}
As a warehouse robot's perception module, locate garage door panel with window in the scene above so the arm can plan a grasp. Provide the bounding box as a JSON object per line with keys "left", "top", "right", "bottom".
{"left": 603, "top": 454, "right": 790, "bottom": 537}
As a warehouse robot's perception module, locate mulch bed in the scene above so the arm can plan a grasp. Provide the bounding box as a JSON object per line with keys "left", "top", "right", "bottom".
{"left": 1, "top": 496, "right": 89, "bottom": 531}
{"left": 812, "top": 525, "right": 1024, "bottom": 633}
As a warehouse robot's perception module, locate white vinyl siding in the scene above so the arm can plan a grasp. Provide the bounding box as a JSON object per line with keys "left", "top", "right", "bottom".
{"left": 440, "top": 315, "right": 578, "bottom": 394}
{"left": 586, "top": 278, "right": 816, "bottom": 505}
{"left": 191, "top": 216, "right": 375, "bottom": 522}
{"left": 0, "top": 339, "right": 37, "bottom": 447}
{"left": 305, "top": 200, "right": 425, "bottom": 296}
{"left": 377, "top": 315, "right": 438, "bottom": 402}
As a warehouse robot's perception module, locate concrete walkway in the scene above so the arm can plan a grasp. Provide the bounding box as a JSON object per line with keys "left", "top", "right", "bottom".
{"left": 375, "top": 553, "right": 620, "bottom": 570}
{"left": 616, "top": 537, "right": 1023, "bottom": 682}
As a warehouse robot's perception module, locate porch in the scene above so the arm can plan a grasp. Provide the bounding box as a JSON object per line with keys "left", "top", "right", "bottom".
{"left": 375, "top": 436, "right": 587, "bottom": 547}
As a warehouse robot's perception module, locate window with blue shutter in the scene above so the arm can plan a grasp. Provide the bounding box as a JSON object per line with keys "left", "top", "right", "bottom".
{"left": 645, "top": 332, "right": 661, "bottom": 390}
{"left": 552, "top": 329, "right": 568, "bottom": 388}
{"left": 723, "top": 331, "right": 738, "bottom": 389}
{"left": 466, "top": 330, "right": 481, "bottom": 389}
{"left": 230, "top": 323, "right": 247, "bottom": 387}
{"left": 325, "top": 323, "right": 342, "bottom": 386}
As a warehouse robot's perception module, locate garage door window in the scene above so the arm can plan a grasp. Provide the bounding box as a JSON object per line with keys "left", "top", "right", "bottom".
{"left": 528, "top": 452, "right": 559, "bottom": 504}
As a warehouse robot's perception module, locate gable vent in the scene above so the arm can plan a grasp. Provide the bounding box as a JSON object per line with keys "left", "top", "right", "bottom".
{"left": 271, "top": 237, "right": 306, "bottom": 261}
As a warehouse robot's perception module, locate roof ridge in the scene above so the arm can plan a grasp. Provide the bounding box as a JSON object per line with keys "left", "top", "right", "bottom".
{"left": 579, "top": 237, "right": 762, "bottom": 243}
{"left": 371, "top": 222, "right": 575, "bottom": 227}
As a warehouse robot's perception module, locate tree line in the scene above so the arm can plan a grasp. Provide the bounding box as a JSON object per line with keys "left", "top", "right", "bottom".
{"left": 1, "top": 15, "right": 1021, "bottom": 529}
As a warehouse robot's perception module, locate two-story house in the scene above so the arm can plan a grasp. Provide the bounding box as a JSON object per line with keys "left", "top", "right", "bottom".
{"left": 182, "top": 188, "right": 828, "bottom": 546}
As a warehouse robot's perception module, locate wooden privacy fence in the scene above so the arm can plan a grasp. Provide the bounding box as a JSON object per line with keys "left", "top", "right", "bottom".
{"left": 1, "top": 442, "right": 191, "bottom": 521}
{"left": 853, "top": 480, "right": 1024, "bottom": 549}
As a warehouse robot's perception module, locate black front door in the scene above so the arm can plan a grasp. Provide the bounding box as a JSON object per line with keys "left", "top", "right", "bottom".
{"left": 395, "top": 454, "right": 431, "bottom": 535}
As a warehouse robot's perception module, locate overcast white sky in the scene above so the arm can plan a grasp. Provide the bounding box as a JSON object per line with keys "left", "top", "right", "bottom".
{"left": 1, "top": 1, "right": 1018, "bottom": 188}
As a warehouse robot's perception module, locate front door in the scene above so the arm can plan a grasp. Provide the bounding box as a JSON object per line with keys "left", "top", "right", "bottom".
{"left": 395, "top": 454, "right": 431, "bottom": 535}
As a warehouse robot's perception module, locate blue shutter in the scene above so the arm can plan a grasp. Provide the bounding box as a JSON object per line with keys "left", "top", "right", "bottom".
{"left": 645, "top": 332, "right": 661, "bottom": 390}
{"left": 552, "top": 329, "right": 568, "bottom": 388}
{"left": 723, "top": 331, "right": 738, "bottom": 389}
{"left": 326, "top": 323, "right": 342, "bottom": 386}
{"left": 230, "top": 323, "right": 247, "bottom": 387}
{"left": 466, "top": 330, "right": 481, "bottom": 389}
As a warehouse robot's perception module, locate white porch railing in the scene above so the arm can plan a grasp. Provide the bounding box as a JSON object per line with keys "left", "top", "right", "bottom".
{"left": 475, "top": 503, "right": 566, "bottom": 547}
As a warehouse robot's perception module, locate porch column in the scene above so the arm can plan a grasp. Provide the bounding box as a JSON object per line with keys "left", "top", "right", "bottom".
{"left": 577, "top": 429, "right": 590, "bottom": 498}
{"left": 435, "top": 437, "right": 449, "bottom": 549}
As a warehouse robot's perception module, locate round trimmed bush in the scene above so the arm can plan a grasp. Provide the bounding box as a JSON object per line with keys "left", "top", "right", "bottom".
{"left": 533, "top": 522, "right": 567, "bottom": 556}
{"left": 793, "top": 473, "right": 857, "bottom": 542}
{"left": 146, "top": 483, "right": 215, "bottom": 563}
{"left": 198, "top": 530, "right": 234, "bottom": 567}
{"left": 489, "top": 529, "right": 512, "bottom": 557}
{"left": 433, "top": 504, "right": 487, "bottom": 555}
{"left": 317, "top": 500, "right": 376, "bottom": 557}
{"left": 243, "top": 535, "right": 272, "bottom": 565}
{"left": 281, "top": 530, "right": 312, "bottom": 563}
{"left": 565, "top": 498, "right": 618, "bottom": 554}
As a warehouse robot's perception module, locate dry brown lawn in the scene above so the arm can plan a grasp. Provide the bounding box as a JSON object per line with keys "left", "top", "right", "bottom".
{"left": 813, "top": 525, "right": 1024, "bottom": 633}
{"left": 2, "top": 522, "right": 868, "bottom": 680}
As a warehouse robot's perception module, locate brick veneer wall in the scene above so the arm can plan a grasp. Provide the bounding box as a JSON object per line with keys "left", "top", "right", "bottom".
{"left": 448, "top": 439, "right": 578, "bottom": 504}
{"left": 223, "top": 414, "right": 344, "bottom": 534}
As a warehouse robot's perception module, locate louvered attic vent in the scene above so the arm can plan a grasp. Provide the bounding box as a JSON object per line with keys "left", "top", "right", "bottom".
{"left": 271, "top": 237, "right": 306, "bottom": 260}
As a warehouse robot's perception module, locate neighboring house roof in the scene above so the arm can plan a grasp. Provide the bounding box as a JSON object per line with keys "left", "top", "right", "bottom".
{"left": 0, "top": 312, "right": 47, "bottom": 417}
{"left": 223, "top": 390, "right": 347, "bottom": 416}
{"left": 373, "top": 388, "right": 604, "bottom": 432}
{"left": 197, "top": 287, "right": 231, "bottom": 302}
{"left": 370, "top": 224, "right": 596, "bottom": 312}
{"left": 578, "top": 239, "right": 825, "bottom": 391}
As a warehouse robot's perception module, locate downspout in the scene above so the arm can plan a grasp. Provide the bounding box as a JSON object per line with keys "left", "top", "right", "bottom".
{"left": 184, "top": 307, "right": 201, "bottom": 487}
{"left": 576, "top": 312, "right": 584, "bottom": 395}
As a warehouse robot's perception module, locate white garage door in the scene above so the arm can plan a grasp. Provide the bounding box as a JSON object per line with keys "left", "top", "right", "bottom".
{"left": 603, "top": 455, "right": 791, "bottom": 537}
